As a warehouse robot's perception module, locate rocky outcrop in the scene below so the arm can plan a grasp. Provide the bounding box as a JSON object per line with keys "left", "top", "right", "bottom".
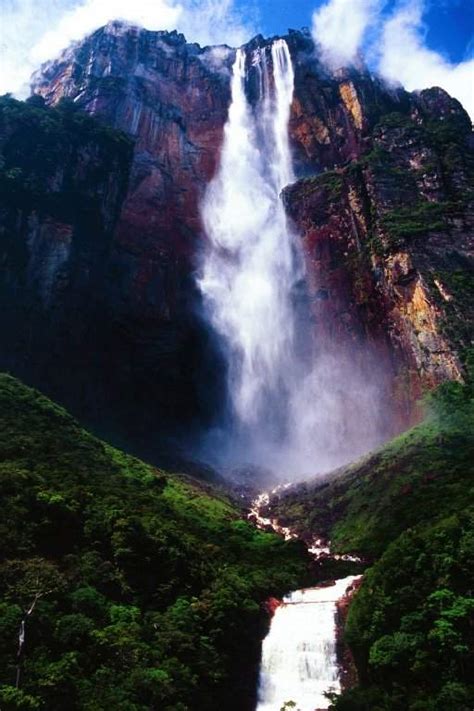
{"left": 284, "top": 89, "right": 473, "bottom": 428}
{"left": 34, "top": 21, "right": 231, "bottom": 268}
{"left": 0, "top": 22, "right": 471, "bottom": 458}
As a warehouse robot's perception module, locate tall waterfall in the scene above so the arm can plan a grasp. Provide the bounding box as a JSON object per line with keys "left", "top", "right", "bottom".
{"left": 257, "top": 577, "right": 359, "bottom": 711}
{"left": 199, "top": 40, "right": 301, "bottom": 460}
{"left": 199, "top": 40, "right": 384, "bottom": 476}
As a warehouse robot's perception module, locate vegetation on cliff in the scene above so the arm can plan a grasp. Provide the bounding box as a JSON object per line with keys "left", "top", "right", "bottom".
{"left": 0, "top": 95, "right": 132, "bottom": 226}
{"left": 268, "top": 374, "right": 474, "bottom": 710}
{"left": 0, "top": 374, "right": 309, "bottom": 711}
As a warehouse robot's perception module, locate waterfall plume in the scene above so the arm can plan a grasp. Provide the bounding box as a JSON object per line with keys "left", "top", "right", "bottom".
{"left": 199, "top": 40, "right": 299, "bottom": 443}
{"left": 198, "top": 39, "right": 385, "bottom": 480}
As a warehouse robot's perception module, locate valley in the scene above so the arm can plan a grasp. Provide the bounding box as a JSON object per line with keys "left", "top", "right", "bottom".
{"left": 0, "top": 14, "right": 472, "bottom": 711}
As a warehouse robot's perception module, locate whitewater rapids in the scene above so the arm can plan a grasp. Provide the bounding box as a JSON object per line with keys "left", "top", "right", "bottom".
{"left": 257, "top": 577, "right": 360, "bottom": 711}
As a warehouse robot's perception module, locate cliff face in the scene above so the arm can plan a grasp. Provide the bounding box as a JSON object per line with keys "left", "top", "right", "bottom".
{"left": 1, "top": 22, "right": 471, "bottom": 456}
{"left": 30, "top": 23, "right": 233, "bottom": 454}
{"left": 0, "top": 96, "right": 133, "bottom": 430}
{"left": 34, "top": 21, "right": 231, "bottom": 276}
{"left": 284, "top": 87, "right": 473, "bottom": 426}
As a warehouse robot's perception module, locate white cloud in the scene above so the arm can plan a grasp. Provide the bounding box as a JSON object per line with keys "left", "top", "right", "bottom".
{"left": 0, "top": 0, "right": 64, "bottom": 96}
{"left": 0, "top": 0, "right": 255, "bottom": 98}
{"left": 310, "top": 0, "right": 473, "bottom": 120}
{"left": 178, "top": 0, "right": 255, "bottom": 48}
{"left": 378, "top": 1, "right": 474, "bottom": 120}
{"left": 30, "top": 0, "right": 183, "bottom": 64}
{"left": 311, "top": 0, "right": 382, "bottom": 68}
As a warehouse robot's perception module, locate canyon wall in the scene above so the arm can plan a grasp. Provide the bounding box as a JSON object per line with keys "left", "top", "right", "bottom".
{"left": 0, "top": 96, "right": 132, "bottom": 435}
{"left": 284, "top": 85, "right": 473, "bottom": 427}
{"left": 0, "top": 21, "right": 472, "bottom": 461}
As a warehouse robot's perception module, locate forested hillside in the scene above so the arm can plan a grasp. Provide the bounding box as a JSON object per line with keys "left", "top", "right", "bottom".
{"left": 0, "top": 374, "right": 309, "bottom": 711}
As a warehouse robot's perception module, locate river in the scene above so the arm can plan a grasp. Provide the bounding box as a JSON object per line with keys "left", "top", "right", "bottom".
{"left": 251, "top": 491, "right": 361, "bottom": 711}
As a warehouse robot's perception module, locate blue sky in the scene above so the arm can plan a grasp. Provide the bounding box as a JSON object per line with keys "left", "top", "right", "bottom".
{"left": 255, "top": 0, "right": 473, "bottom": 63}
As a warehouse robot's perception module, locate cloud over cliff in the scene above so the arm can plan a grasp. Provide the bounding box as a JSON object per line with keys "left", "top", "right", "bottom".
{"left": 312, "top": 0, "right": 474, "bottom": 120}
{"left": 1, "top": 0, "right": 472, "bottom": 120}
{"left": 0, "top": 0, "right": 255, "bottom": 97}
{"left": 312, "top": 0, "right": 382, "bottom": 68}
{"left": 378, "top": 2, "right": 474, "bottom": 120}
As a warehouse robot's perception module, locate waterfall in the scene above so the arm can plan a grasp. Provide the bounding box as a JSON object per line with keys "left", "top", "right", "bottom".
{"left": 199, "top": 39, "right": 385, "bottom": 476}
{"left": 199, "top": 39, "right": 299, "bottom": 454}
{"left": 257, "top": 577, "right": 359, "bottom": 711}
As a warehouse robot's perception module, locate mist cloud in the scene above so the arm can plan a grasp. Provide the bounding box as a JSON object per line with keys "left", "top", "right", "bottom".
{"left": 311, "top": 0, "right": 474, "bottom": 120}
{"left": 0, "top": 0, "right": 255, "bottom": 97}
{"left": 178, "top": 0, "right": 256, "bottom": 49}
{"left": 379, "top": 1, "right": 474, "bottom": 120}
{"left": 312, "top": 0, "right": 382, "bottom": 68}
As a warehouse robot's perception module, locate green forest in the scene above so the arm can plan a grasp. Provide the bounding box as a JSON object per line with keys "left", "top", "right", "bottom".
{"left": 0, "top": 374, "right": 310, "bottom": 711}
{"left": 2, "top": 368, "right": 472, "bottom": 710}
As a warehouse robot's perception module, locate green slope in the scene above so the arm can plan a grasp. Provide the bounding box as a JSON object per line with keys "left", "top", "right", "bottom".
{"left": 270, "top": 378, "right": 474, "bottom": 710}
{"left": 0, "top": 374, "right": 309, "bottom": 711}
{"left": 270, "top": 380, "right": 474, "bottom": 557}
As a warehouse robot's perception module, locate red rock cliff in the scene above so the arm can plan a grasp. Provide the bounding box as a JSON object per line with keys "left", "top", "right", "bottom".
{"left": 0, "top": 23, "right": 471, "bottom": 457}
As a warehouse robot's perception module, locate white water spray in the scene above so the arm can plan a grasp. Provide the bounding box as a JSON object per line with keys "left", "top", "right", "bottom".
{"left": 199, "top": 40, "right": 385, "bottom": 476}
{"left": 199, "top": 40, "right": 299, "bottom": 447}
